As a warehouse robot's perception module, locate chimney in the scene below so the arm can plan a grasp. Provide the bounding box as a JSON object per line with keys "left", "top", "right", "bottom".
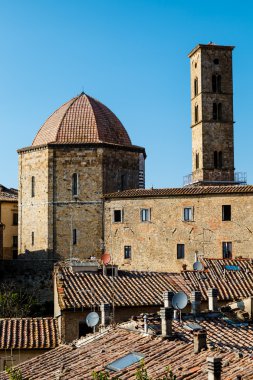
{"left": 207, "top": 357, "right": 222, "bottom": 380}
{"left": 190, "top": 291, "right": 201, "bottom": 315}
{"left": 194, "top": 330, "right": 207, "bottom": 353}
{"left": 143, "top": 314, "right": 148, "bottom": 334}
{"left": 208, "top": 288, "right": 218, "bottom": 312}
{"left": 163, "top": 291, "right": 174, "bottom": 308}
{"left": 160, "top": 307, "right": 173, "bottom": 337}
{"left": 244, "top": 296, "right": 253, "bottom": 319}
{"left": 100, "top": 303, "right": 110, "bottom": 327}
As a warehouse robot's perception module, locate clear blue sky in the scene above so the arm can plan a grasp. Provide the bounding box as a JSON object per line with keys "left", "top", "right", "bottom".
{"left": 1, "top": 0, "right": 253, "bottom": 189}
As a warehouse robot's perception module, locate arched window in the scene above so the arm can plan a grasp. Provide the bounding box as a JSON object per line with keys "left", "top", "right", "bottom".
{"left": 72, "top": 173, "right": 78, "bottom": 197}
{"left": 195, "top": 153, "right": 199, "bottom": 169}
{"left": 214, "top": 151, "right": 218, "bottom": 168}
{"left": 213, "top": 103, "right": 217, "bottom": 120}
{"left": 31, "top": 176, "right": 35, "bottom": 197}
{"left": 195, "top": 105, "right": 199, "bottom": 123}
{"left": 194, "top": 78, "right": 198, "bottom": 96}
{"left": 212, "top": 74, "right": 221, "bottom": 93}
{"left": 212, "top": 75, "right": 217, "bottom": 93}
{"left": 213, "top": 103, "right": 222, "bottom": 121}
{"left": 218, "top": 151, "right": 223, "bottom": 168}
{"left": 218, "top": 103, "right": 222, "bottom": 120}
{"left": 217, "top": 75, "right": 221, "bottom": 92}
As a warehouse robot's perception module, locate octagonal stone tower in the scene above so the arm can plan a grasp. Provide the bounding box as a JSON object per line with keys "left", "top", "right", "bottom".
{"left": 18, "top": 93, "right": 146, "bottom": 259}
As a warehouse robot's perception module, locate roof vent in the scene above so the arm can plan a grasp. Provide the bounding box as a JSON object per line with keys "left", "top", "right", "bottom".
{"left": 67, "top": 258, "right": 99, "bottom": 273}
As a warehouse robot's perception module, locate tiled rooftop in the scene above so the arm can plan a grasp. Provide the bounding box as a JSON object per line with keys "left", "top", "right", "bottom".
{"left": 0, "top": 318, "right": 60, "bottom": 349}
{"left": 32, "top": 93, "right": 132, "bottom": 147}
{"left": 55, "top": 258, "right": 253, "bottom": 310}
{"left": 0, "top": 185, "right": 18, "bottom": 202}
{"left": 0, "top": 326, "right": 252, "bottom": 379}
{"left": 182, "top": 258, "right": 253, "bottom": 301}
{"left": 104, "top": 185, "right": 253, "bottom": 198}
{"left": 55, "top": 265, "right": 188, "bottom": 309}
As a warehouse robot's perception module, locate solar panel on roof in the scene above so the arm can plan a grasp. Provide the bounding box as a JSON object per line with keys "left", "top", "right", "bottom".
{"left": 106, "top": 352, "right": 145, "bottom": 371}
{"left": 224, "top": 265, "right": 241, "bottom": 271}
{"left": 184, "top": 322, "right": 203, "bottom": 331}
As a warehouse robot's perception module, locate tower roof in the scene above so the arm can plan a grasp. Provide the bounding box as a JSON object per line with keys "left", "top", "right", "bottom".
{"left": 32, "top": 93, "right": 132, "bottom": 147}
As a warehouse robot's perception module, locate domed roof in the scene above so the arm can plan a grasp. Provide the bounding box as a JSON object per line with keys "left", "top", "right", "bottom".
{"left": 32, "top": 93, "right": 132, "bottom": 147}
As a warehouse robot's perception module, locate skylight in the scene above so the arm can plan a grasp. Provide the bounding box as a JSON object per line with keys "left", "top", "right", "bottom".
{"left": 224, "top": 265, "right": 241, "bottom": 271}
{"left": 106, "top": 352, "right": 145, "bottom": 372}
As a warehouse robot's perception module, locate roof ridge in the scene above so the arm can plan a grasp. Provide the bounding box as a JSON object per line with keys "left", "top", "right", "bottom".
{"left": 55, "top": 94, "right": 83, "bottom": 142}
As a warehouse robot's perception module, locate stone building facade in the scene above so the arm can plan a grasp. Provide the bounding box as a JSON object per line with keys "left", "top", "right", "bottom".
{"left": 104, "top": 186, "right": 253, "bottom": 272}
{"left": 18, "top": 93, "right": 145, "bottom": 259}
{"left": 0, "top": 185, "right": 18, "bottom": 259}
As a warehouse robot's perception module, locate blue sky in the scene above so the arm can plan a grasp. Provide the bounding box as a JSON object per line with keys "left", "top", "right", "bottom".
{"left": 1, "top": 0, "right": 253, "bottom": 189}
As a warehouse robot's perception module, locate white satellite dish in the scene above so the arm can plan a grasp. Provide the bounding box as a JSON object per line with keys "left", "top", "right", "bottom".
{"left": 86, "top": 312, "right": 99, "bottom": 327}
{"left": 172, "top": 292, "right": 188, "bottom": 310}
{"left": 193, "top": 261, "right": 203, "bottom": 271}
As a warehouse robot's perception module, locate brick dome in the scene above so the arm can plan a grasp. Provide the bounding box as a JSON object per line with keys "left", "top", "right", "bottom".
{"left": 32, "top": 93, "right": 132, "bottom": 146}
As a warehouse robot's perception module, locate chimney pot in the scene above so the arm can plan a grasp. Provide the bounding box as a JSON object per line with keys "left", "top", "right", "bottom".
{"left": 190, "top": 291, "right": 202, "bottom": 315}
{"left": 207, "top": 357, "right": 222, "bottom": 380}
{"left": 100, "top": 303, "right": 110, "bottom": 328}
{"left": 160, "top": 307, "right": 173, "bottom": 337}
{"left": 163, "top": 291, "right": 174, "bottom": 308}
{"left": 194, "top": 330, "right": 207, "bottom": 353}
{"left": 208, "top": 288, "right": 219, "bottom": 312}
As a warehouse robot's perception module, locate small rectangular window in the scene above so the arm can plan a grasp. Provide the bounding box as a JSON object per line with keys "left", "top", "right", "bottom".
{"left": 183, "top": 207, "right": 193, "bottom": 221}
{"left": 124, "top": 246, "right": 131, "bottom": 259}
{"left": 140, "top": 208, "right": 151, "bottom": 222}
{"left": 31, "top": 232, "right": 34, "bottom": 246}
{"left": 222, "top": 205, "right": 231, "bottom": 221}
{"left": 113, "top": 210, "right": 123, "bottom": 223}
{"left": 73, "top": 229, "right": 77, "bottom": 245}
{"left": 13, "top": 213, "right": 18, "bottom": 226}
{"left": 177, "top": 244, "right": 185, "bottom": 259}
{"left": 31, "top": 176, "right": 35, "bottom": 197}
{"left": 222, "top": 242, "right": 232, "bottom": 258}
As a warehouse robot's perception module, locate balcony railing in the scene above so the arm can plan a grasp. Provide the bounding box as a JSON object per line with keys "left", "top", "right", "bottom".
{"left": 183, "top": 172, "right": 247, "bottom": 187}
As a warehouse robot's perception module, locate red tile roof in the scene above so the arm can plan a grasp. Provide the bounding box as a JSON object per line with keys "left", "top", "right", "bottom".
{"left": 0, "top": 185, "right": 18, "bottom": 202}
{"left": 56, "top": 258, "right": 253, "bottom": 310}
{"left": 32, "top": 93, "right": 132, "bottom": 147}
{"left": 0, "top": 326, "right": 252, "bottom": 379}
{"left": 0, "top": 318, "right": 60, "bottom": 349}
{"left": 105, "top": 185, "right": 253, "bottom": 198}
{"left": 56, "top": 266, "right": 188, "bottom": 309}
{"left": 182, "top": 258, "right": 253, "bottom": 301}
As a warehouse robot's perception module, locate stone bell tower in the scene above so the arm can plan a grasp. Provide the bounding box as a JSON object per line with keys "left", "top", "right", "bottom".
{"left": 189, "top": 43, "right": 235, "bottom": 185}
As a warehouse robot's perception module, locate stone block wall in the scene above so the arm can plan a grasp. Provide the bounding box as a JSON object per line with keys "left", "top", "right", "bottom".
{"left": 104, "top": 192, "right": 253, "bottom": 273}
{"left": 18, "top": 143, "right": 144, "bottom": 260}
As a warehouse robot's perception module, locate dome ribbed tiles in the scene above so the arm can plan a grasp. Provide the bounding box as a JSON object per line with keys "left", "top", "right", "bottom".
{"left": 32, "top": 93, "right": 131, "bottom": 147}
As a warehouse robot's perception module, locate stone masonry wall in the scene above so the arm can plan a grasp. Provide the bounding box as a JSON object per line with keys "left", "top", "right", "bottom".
{"left": 104, "top": 193, "right": 253, "bottom": 273}
{"left": 18, "top": 147, "right": 49, "bottom": 254}
{"left": 19, "top": 144, "right": 143, "bottom": 260}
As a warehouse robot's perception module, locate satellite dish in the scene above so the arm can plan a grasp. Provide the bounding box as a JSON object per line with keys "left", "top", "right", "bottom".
{"left": 172, "top": 292, "right": 188, "bottom": 310}
{"left": 86, "top": 312, "right": 99, "bottom": 327}
{"left": 193, "top": 261, "right": 203, "bottom": 271}
{"left": 101, "top": 252, "right": 111, "bottom": 265}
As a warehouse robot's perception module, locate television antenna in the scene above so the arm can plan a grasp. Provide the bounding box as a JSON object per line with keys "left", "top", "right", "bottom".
{"left": 172, "top": 292, "right": 188, "bottom": 323}
{"left": 193, "top": 261, "right": 204, "bottom": 271}
{"left": 86, "top": 311, "right": 99, "bottom": 333}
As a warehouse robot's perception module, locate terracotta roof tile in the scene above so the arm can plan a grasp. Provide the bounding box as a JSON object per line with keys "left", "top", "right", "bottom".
{"left": 182, "top": 258, "right": 253, "bottom": 301}
{"left": 32, "top": 93, "right": 132, "bottom": 147}
{"left": 0, "top": 326, "right": 252, "bottom": 379}
{"left": 0, "top": 185, "right": 18, "bottom": 202}
{"left": 0, "top": 318, "right": 60, "bottom": 349}
{"left": 105, "top": 185, "right": 253, "bottom": 198}
{"left": 55, "top": 266, "right": 189, "bottom": 309}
